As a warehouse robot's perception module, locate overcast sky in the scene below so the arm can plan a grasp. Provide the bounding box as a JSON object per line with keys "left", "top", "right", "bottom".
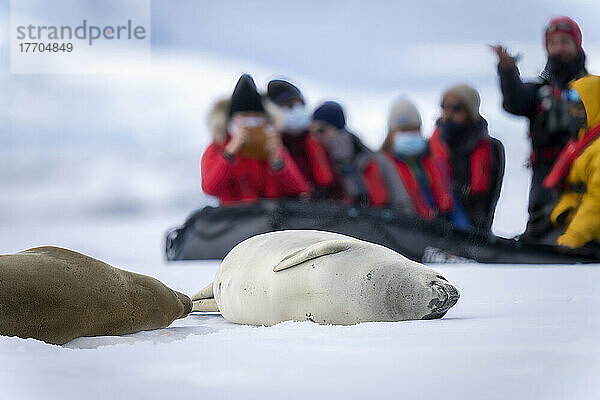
{"left": 2, "top": 0, "right": 599, "bottom": 142}
{"left": 3, "top": 1, "right": 599, "bottom": 126}
{"left": 148, "top": 0, "right": 600, "bottom": 87}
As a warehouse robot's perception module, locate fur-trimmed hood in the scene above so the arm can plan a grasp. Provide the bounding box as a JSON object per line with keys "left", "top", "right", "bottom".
{"left": 207, "top": 96, "right": 286, "bottom": 144}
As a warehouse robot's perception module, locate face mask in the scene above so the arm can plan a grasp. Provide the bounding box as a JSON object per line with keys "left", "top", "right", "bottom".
{"left": 439, "top": 119, "right": 467, "bottom": 144}
{"left": 323, "top": 130, "right": 355, "bottom": 163}
{"left": 228, "top": 115, "right": 267, "bottom": 136}
{"left": 282, "top": 104, "right": 311, "bottom": 134}
{"left": 392, "top": 132, "right": 427, "bottom": 157}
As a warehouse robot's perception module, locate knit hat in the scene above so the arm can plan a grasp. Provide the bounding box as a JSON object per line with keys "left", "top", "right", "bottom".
{"left": 313, "top": 101, "right": 346, "bottom": 129}
{"left": 267, "top": 80, "right": 304, "bottom": 106}
{"left": 545, "top": 16, "right": 583, "bottom": 53}
{"left": 442, "top": 84, "right": 481, "bottom": 120}
{"left": 229, "top": 74, "right": 264, "bottom": 117}
{"left": 388, "top": 97, "right": 422, "bottom": 131}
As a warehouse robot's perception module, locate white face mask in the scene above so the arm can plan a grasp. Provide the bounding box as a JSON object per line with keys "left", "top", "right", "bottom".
{"left": 228, "top": 115, "right": 267, "bottom": 136}
{"left": 282, "top": 104, "right": 311, "bottom": 134}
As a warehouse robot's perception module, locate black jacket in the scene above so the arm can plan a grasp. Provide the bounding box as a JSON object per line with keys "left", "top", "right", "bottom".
{"left": 497, "top": 57, "right": 587, "bottom": 237}
{"left": 440, "top": 118, "right": 505, "bottom": 233}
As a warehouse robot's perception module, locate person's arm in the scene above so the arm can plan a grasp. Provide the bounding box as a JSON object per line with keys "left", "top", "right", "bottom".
{"left": 491, "top": 45, "right": 538, "bottom": 117}
{"left": 424, "top": 157, "right": 454, "bottom": 213}
{"left": 498, "top": 66, "right": 538, "bottom": 117}
{"left": 362, "top": 160, "right": 388, "bottom": 207}
{"left": 200, "top": 144, "right": 235, "bottom": 196}
{"left": 462, "top": 167, "right": 504, "bottom": 233}
{"left": 426, "top": 157, "right": 471, "bottom": 230}
{"left": 304, "top": 135, "right": 335, "bottom": 187}
{"left": 201, "top": 124, "right": 250, "bottom": 197}
{"left": 481, "top": 138, "right": 505, "bottom": 232}
{"left": 268, "top": 146, "right": 311, "bottom": 196}
{"left": 558, "top": 158, "right": 600, "bottom": 248}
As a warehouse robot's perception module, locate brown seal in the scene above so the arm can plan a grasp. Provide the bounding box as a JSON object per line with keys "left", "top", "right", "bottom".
{"left": 0, "top": 246, "right": 192, "bottom": 345}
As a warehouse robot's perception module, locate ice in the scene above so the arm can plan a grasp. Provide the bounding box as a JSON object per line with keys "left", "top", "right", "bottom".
{"left": 0, "top": 217, "right": 599, "bottom": 399}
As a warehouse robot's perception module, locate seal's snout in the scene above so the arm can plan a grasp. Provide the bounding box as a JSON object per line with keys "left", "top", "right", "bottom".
{"left": 422, "top": 281, "right": 460, "bottom": 320}
{"left": 175, "top": 291, "right": 193, "bottom": 319}
{"left": 437, "top": 282, "right": 460, "bottom": 310}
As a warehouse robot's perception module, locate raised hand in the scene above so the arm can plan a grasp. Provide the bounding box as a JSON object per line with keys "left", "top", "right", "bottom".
{"left": 489, "top": 44, "right": 517, "bottom": 69}
{"left": 224, "top": 116, "right": 251, "bottom": 155}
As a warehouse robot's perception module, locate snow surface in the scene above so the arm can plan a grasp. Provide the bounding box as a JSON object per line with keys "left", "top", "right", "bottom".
{"left": 1, "top": 216, "right": 599, "bottom": 400}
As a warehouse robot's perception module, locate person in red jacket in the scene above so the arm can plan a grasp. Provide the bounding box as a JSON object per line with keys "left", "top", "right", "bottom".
{"left": 379, "top": 97, "right": 471, "bottom": 230}
{"left": 265, "top": 79, "right": 336, "bottom": 199}
{"left": 428, "top": 84, "right": 505, "bottom": 232}
{"left": 201, "top": 74, "right": 310, "bottom": 205}
{"left": 309, "top": 101, "right": 389, "bottom": 206}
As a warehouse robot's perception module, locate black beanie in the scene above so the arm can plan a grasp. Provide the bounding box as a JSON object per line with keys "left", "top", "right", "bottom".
{"left": 229, "top": 74, "right": 264, "bottom": 116}
{"left": 267, "top": 80, "right": 304, "bottom": 106}
{"left": 313, "top": 101, "right": 346, "bottom": 129}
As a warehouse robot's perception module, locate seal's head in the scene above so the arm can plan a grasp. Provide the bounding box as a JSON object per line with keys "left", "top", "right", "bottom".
{"left": 174, "top": 290, "right": 193, "bottom": 319}
{"left": 421, "top": 274, "right": 460, "bottom": 320}
{"left": 376, "top": 260, "right": 460, "bottom": 321}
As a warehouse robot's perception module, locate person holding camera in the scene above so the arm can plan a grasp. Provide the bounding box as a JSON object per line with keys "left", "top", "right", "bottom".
{"left": 201, "top": 74, "right": 310, "bottom": 205}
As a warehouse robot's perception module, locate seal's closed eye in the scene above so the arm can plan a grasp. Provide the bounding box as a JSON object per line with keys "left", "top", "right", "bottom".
{"left": 273, "top": 240, "right": 354, "bottom": 272}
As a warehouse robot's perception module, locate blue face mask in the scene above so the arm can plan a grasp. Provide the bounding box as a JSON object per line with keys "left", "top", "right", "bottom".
{"left": 393, "top": 132, "right": 427, "bottom": 157}
{"left": 283, "top": 104, "right": 311, "bottom": 134}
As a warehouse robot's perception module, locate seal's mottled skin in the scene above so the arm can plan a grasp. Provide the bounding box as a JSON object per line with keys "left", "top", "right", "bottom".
{"left": 0, "top": 246, "right": 192, "bottom": 345}
{"left": 192, "top": 230, "right": 459, "bottom": 326}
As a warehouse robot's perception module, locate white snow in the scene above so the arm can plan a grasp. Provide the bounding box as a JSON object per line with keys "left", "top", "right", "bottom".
{"left": 1, "top": 217, "right": 599, "bottom": 400}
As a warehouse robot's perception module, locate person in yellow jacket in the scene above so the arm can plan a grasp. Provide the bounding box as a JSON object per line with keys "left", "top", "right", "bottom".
{"left": 550, "top": 73, "right": 600, "bottom": 248}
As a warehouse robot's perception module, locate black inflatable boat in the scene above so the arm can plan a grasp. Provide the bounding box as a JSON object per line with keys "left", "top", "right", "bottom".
{"left": 164, "top": 200, "right": 600, "bottom": 264}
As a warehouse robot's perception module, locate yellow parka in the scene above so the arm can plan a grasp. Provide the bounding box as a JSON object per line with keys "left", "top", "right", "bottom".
{"left": 551, "top": 73, "right": 600, "bottom": 248}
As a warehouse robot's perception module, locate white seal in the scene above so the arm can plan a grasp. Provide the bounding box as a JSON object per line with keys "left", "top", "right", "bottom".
{"left": 192, "top": 230, "right": 459, "bottom": 326}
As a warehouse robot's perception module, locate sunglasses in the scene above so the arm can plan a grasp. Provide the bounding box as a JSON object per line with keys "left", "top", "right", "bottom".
{"left": 546, "top": 22, "right": 575, "bottom": 35}
{"left": 441, "top": 103, "right": 465, "bottom": 113}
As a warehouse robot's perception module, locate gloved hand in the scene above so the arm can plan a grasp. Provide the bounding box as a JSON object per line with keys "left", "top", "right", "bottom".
{"left": 339, "top": 164, "right": 369, "bottom": 207}
{"left": 557, "top": 230, "right": 588, "bottom": 249}
{"left": 489, "top": 44, "right": 518, "bottom": 70}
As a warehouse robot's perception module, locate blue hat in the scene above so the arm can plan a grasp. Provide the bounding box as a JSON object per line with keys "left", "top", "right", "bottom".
{"left": 313, "top": 101, "right": 346, "bottom": 129}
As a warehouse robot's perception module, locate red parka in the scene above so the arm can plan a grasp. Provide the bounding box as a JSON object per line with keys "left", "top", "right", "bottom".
{"left": 282, "top": 132, "right": 336, "bottom": 189}
{"left": 201, "top": 139, "right": 310, "bottom": 205}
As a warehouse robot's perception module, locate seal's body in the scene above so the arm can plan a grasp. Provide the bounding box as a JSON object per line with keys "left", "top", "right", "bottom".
{"left": 192, "top": 230, "right": 459, "bottom": 326}
{"left": 0, "top": 247, "right": 192, "bottom": 345}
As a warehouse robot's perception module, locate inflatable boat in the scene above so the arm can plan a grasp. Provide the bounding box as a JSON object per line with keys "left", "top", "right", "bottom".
{"left": 164, "top": 200, "right": 600, "bottom": 264}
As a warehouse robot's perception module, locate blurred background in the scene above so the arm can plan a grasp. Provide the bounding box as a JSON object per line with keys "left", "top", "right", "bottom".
{"left": 1, "top": 0, "right": 599, "bottom": 240}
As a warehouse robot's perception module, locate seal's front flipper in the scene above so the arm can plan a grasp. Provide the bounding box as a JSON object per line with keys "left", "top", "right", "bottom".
{"left": 273, "top": 240, "right": 354, "bottom": 272}
{"left": 192, "top": 298, "right": 219, "bottom": 312}
{"left": 191, "top": 282, "right": 214, "bottom": 301}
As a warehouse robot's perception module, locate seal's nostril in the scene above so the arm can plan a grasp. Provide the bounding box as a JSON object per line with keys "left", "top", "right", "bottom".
{"left": 436, "top": 275, "right": 447, "bottom": 282}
